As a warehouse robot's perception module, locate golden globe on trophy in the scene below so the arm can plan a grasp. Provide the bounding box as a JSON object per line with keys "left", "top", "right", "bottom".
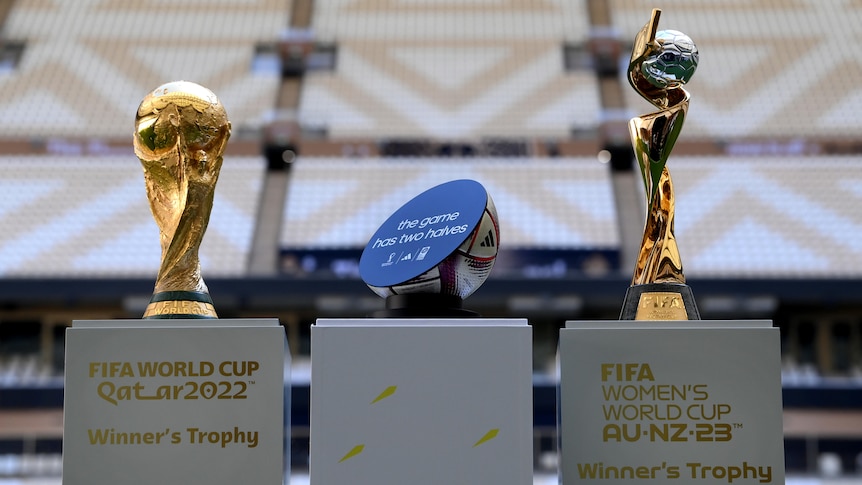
{"left": 133, "top": 81, "right": 231, "bottom": 319}
{"left": 620, "top": 9, "right": 701, "bottom": 321}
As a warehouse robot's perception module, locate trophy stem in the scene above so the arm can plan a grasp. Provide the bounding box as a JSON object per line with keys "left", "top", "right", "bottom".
{"left": 631, "top": 166, "right": 685, "bottom": 286}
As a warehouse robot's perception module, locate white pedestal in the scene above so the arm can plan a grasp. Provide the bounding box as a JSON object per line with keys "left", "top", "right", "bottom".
{"left": 310, "top": 319, "right": 533, "bottom": 485}
{"left": 62, "top": 319, "right": 289, "bottom": 485}
{"left": 558, "top": 320, "right": 785, "bottom": 484}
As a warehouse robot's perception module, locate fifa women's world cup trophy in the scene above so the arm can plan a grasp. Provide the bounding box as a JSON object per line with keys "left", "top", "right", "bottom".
{"left": 620, "top": 9, "right": 701, "bottom": 320}
{"left": 134, "top": 81, "right": 230, "bottom": 319}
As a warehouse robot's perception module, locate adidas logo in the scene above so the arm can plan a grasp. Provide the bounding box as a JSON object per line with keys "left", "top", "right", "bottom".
{"left": 479, "top": 230, "right": 496, "bottom": 248}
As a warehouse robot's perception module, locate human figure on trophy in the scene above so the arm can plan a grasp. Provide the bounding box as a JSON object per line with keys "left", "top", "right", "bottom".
{"left": 134, "top": 81, "right": 231, "bottom": 318}
{"left": 627, "top": 10, "right": 698, "bottom": 287}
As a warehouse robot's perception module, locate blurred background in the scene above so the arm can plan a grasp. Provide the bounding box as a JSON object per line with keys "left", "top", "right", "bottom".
{"left": 0, "top": 0, "right": 861, "bottom": 482}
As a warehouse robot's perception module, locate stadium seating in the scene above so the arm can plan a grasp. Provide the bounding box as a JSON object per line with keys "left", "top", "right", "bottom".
{"left": 299, "top": 0, "right": 600, "bottom": 139}
{"left": 673, "top": 155, "right": 862, "bottom": 277}
{"left": 280, "top": 156, "right": 619, "bottom": 250}
{"left": 0, "top": 0, "right": 290, "bottom": 139}
{"left": 611, "top": 0, "right": 862, "bottom": 140}
{"left": 1, "top": 0, "right": 862, "bottom": 479}
{"left": 0, "top": 155, "right": 265, "bottom": 277}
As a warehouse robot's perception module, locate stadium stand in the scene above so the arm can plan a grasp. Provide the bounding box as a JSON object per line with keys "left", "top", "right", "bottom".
{"left": 674, "top": 156, "right": 862, "bottom": 278}
{"left": 0, "top": 155, "right": 265, "bottom": 277}
{"left": 280, "top": 157, "right": 617, "bottom": 249}
{"left": 0, "top": 0, "right": 290, "bottom": 139}
{"left": 279, "top": 156, "right": 620, "bottom": 279}
{"left": 0, "top": 0, "right": 861, "bottom": 481}
{"left": 299, "top": 0, "right": 600, "bottom": 140}
{"left": 611, "top": 0, "right": 862, "bottom": 141}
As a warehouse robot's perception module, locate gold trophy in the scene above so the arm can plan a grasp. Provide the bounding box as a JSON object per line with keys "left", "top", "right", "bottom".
{"left": 134, "top": 81, "right": 230, "bottom": 319}
{"left": 620, "top": 9, "right": 700, "bottom": 320}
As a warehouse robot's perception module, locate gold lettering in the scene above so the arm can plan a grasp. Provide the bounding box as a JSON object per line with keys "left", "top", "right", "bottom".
{"left": 635, "top": 292, "right": 687, "bottom": 320}
{"left": 143, "top": 300, "right": 217, "bottom": 318}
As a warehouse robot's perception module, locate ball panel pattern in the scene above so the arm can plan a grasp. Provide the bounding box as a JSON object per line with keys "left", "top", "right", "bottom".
{"left": 641, "top": 29, "right": 699, "bottom": 88}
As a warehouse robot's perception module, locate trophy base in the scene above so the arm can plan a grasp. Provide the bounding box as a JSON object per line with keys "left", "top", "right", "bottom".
{"left": 372, "top": 293, "right": 479, "bottom": 318}
{"left": 619, "top": 283, "right": 701, "bottom": 320}
{"left": 143, "top": 290, "right": 218, "bottom": 319}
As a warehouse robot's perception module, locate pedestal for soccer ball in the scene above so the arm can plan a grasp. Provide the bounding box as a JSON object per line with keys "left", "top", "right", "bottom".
{"left": 62, "top": 319, "right": 289, "bottom": 485}
{"left": 310, "top": 319, "right": 533, "bottom": 485}
{"left": 558, "top": 320, "right": 785, "bottom": 485}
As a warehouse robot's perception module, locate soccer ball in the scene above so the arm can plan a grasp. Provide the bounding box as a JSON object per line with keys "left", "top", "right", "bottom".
{"left": 641, "top": 29, "right": 698, "bottom": 89}
{"left": 368, "top": 191, "right": 499, "bottom": 299}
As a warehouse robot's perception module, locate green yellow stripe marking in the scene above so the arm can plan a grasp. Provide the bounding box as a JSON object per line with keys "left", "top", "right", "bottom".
{"left": 338, "top": 444, "right": 365, "bottom": 463}
{"left": 370, "top": 385, "right": 397, "bottom": 404}
{"left": 473, "top": 428, "right": 499, "bottom": 447}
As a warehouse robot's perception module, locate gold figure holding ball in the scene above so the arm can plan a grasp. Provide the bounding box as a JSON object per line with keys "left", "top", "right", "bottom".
{"left": 621, "top": 9, "right": 701, "bottom": 320}
{"left": 134, "top": 81, "right": 230, "bottom": 319}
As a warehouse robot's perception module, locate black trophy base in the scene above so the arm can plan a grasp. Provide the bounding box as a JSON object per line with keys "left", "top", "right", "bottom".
{"left": 620, "top": 283, "right": 701, "bottom": 321}
{"left": 371, "top": 293, "right": 480, "bottom": 318}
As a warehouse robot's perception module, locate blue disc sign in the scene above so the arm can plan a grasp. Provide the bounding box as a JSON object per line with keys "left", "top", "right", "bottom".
{"left": 359, "top": 179, "right": 488, "bottom": 288}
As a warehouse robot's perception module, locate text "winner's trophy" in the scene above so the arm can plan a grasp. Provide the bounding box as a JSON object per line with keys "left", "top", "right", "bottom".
{"left": 134, "top": 81, "right": 230, "bottom": 319}
{"left": 620, "top": 9, "right": 700, "bottom": 321}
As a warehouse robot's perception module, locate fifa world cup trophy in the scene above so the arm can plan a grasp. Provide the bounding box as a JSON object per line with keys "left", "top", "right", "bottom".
{"left": 134, "top": 81, "right": 230, "bottom": 319}
{"left": 620, "top": 9, "right": 701, "bottom": 320}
